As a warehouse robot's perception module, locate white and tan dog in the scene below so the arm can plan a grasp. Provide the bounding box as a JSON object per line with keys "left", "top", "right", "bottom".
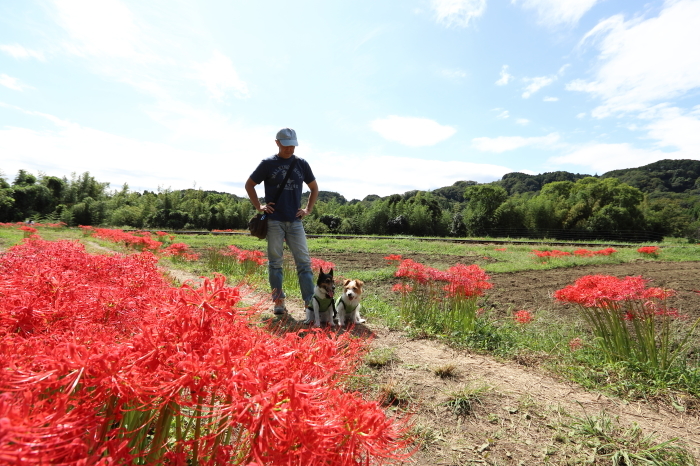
{"left": 336, "top": 279, "right": 366, "bottom": 327}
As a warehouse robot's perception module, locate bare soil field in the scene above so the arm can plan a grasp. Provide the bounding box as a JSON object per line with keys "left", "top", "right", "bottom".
{"left": 166, "top": 249, "right": 700, "bottom": 464}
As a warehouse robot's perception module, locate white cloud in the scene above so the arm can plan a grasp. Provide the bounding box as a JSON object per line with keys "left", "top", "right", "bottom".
{"left": 496, "top": 65, "right": 513, "bottom": 85}
{"left": 576, "top": 112, "right": 586, "bottom": 119}
{"left": 543, "top": 96, "right": 559, "bottom": 102}
{"left": 496, "top": 110, "right": 510, "bottom": 119}
{"left": 513, "top": 0, "right": 599, "bottom": 26}
{"left": 0, "top": 44, "right": 45, "bottom": 61}
{"left": 0, "top": 74, "right": 33, "bottom": 91}
{"left": 472, "top": 132, "right": 559, "bottom": 153}
{"left": 549, "top": 143, "right": 667, "bottom": 174}
{"left": 440, "top": 69, "right": 468, "bottom": 80}
{"left": 51, "top": 0, "right": 143, "bottom": 59}
{"left": 550, "top": 106, "right": 700, "bottom": 173}
{"left": 431, "top": 0, "right": 486, "bottom": 28}
{"left": 371, "top": 116, "right": 456, "bottom": 146}
{"left": 522, "top": 75, "right": 554, "bottom": 98}
{"left": 314, "top": 153, "right": 512, "bottom": 198}
{"left": 568, "top": 1, "right": 700, "bottom": 117}
{"left": 516, "top": 118, "right": 530, "bottom": 125}
{"left": 194, "top": 51, "right": 250, "bottom": 100}
{"left": 0, "top": 104, "right": 273, "bottom": 195}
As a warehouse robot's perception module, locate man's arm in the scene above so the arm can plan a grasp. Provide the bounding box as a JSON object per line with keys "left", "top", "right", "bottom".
{"left": 298, "top": 180, "right": 319, "bottom": 218}
{"left": 245, "top": 177, "right": 272, "bottom": 213}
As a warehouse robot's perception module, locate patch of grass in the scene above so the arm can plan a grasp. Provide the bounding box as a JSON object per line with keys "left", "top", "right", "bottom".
{"left": 563, "top": 410, "right": 697, "bottom": 465}
{"left": 432, "top": 363, "right": 459, "bottom": 379}
{"left": 407, "top": 423, "right": 445, "bottom": 451}
{"left": 379, "top": 380, "right": 413, "bottom": 408}
{"left": 440, "top": 382, "right": 492, "bottom": 417}
{"left": 365, "top": 347, "right": 398, "bottom": 369}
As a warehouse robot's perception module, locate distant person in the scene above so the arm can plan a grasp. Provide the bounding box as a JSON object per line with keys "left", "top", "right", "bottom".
{"left": 245, "top": 128, "right": 319, "bottom": 315}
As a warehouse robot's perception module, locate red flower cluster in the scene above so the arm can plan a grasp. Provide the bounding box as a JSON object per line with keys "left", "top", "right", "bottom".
{"left": 532, "top": 249, "right": 571, "bottom": 258}
{"left": 573, "top": 247, "right": 617, "bottom": 257}
{"left": 222, "top": 245, "right": 266, "bottom": 266}
{"left": 637, "top": 246, "right": 661, "bottom": 256}
{"left": 553, "top": 274, "right": 675, "bottom": 314}
{"left": 162, "top": 242, "right": 199, "bottom": 261}
{"left": 383, "top": 254, "right": 403, "bottom": 262}
{"left": 393, "top": 259, "right": 492, "bottom": 297}
{"left": 81, "top": 227, "right": 199, "bottom": 260}
{"left": 513, "top": 310, "right": 534, "bottom": 324}
{"left": 0, "top": 238, "right": 412, "bottom": 465}
{"left": 311, "top": 257, "right": 336, "bottom": 272}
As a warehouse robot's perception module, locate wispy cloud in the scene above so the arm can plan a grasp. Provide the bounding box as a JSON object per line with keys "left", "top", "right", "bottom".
{"left": 495, "top": 109, "right": 510, "bottom": 119}
{"left": 472, "top": 132, "right": 559, "bottom": 153}
{"left": 551, "top": 106, "right": 700, "bottom": 173}
{"left": 495, "top": 65, "right": 513, "bottom": 85}
{"left": 567, "top": 0, "right": 700, "bottom": 117}
{"left": 522, "top": 76, "right": 554, "bottom": 98}
{"left": 194, "top": 51, "right": 250, "bottom": 100}
{"left": 0, "top": 74, "right": 33, "bottom": 91}
{"left": 440, "top": 68, "right": 468, "bottom": 80}
{"left": 543, "top": 96, "right": 559, "bottom": 102}
{"left": 371, "top": 116, "right": 456, "bottom": 147}
{"left": 431, "top": 0, "right": 486, "bottom": 28}
{"left": 0, "top": 44, "right": 45, "bottom": 61}
{"left": 512, "top": 0, "right": 599, "bottom": 26}
{"left": 516, "top": 118, "right": 530, "bottom": 125}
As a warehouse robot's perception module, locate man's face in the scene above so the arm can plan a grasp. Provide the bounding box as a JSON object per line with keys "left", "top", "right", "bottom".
{"left": 276, "top": 140, "right": 296, "bottom": 158}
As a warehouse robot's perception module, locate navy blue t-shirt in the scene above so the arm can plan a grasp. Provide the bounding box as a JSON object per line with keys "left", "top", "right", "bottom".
{"left": 250, "top": 155, "right": 315, "bottom": 222}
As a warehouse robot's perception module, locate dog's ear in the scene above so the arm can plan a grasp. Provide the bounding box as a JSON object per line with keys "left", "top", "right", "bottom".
{"left": 329, "top": 268, "right": 334, "bottom": 275}
{"left": 356, "top": 279, "right": 364, "bottom": 288}
{"left": 343, "top": 279, "right": 351, "bottom": 286}
{"left": 319, "top": 268, "right": 324, "bottom": 274}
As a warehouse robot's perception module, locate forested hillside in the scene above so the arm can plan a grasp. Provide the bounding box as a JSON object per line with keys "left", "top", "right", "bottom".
{"left": 3, "top": 159, "right": 700, "bottom": 241}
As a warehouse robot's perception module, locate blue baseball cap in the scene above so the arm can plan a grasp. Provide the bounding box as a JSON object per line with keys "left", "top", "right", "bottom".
{"left": 276, "top": 128, "right": 298, "bottom": 146}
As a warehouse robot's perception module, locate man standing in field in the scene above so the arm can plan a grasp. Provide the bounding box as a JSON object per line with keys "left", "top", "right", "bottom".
{"left": 245, "top": 128, "right": 319, "bottom": 315}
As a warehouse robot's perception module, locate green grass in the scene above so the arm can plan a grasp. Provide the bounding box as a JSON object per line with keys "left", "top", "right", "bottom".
{"left": 561, "top": 410, "right": 697, "bottom": 465}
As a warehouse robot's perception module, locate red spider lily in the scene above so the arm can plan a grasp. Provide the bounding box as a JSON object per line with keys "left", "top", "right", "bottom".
{"left": 310, "top": 257, "right": 336, "bottom": 272}
{"left": 0, "top": 238, "right": 414, "bottom": 465}
{"left": 392, "top": 283, "right": 414, "bottom": 294}
{"left": 162, "top": 242, "right": 200, "bottom": 261}
{"left": 494, "top": 248, "right": 506, "bottom": 252}
{"left": 532, "top": 249, "right": 570, "bottom": 258}
{"left": 224, "top": 245, "right": 265, "bottom": 266}
{"left": 573, "top": 248, "right": 617, "bottom": 257}
{"left": 383, "top": 254, "right": 403, "bottom": 262}
{"left": 637, "top": 246, "right": 660, "bottom": 256}
{"left": 553, "top": 275, "right": 674, "bottom": 310}
{"left": 442, "top": 264, "right": 493, "bottom": 298}
{"left": 513, "top": 310, "right": 533, "bottom": 324}
{"left": 553, "top": 274, "right": 695, "bottom": 370}
{"left": 568, "top": 337, "right": 583, "bottom": 351}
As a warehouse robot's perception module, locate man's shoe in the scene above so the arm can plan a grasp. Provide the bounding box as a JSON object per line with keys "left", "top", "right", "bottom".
{"left": 273, "top": 299, "right": 286, "bottom": 315}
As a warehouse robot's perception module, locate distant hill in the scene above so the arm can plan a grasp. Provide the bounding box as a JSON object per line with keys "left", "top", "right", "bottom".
{"left": 600, "top": 159, "right": 700, "bottom": 193}
{"left": 301, "top": 159, "right": 700, "bottom": 205}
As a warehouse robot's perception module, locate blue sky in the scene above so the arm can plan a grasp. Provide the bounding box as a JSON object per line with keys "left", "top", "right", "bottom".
{"left": 2, "top": 0, "right": 700, "bottom": 201}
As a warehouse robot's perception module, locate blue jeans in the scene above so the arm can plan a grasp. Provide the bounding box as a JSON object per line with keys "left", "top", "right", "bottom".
{"left": 266, "top": 219, "right": 315, "bottom": 305}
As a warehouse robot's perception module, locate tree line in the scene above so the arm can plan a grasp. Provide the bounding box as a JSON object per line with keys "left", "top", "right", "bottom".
{"left": 3, "top": 159, "right": 700, "bottom": 241}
